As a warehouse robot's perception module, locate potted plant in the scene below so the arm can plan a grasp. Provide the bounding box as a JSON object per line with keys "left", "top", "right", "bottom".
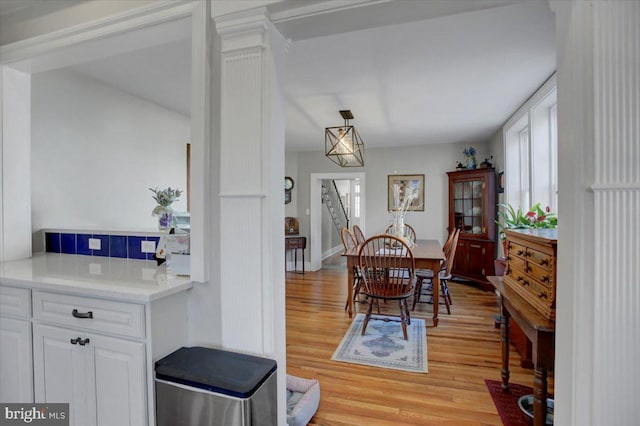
{"left": 150, "top": 187, "right": 182, "bottom": 230}
{"left": 496, "top": 203, "right": 557, "bottom": 252}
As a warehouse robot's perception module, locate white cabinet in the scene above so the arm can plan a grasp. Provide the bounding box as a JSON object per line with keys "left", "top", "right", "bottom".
{"left": 0, "top": 286, "right": 33, "bottom": 403}
{"left": 0, "top": 270, "right": 189, "bottom": 426}
{"left": 33, "top": 323, "right": 146, "bottom": 426}
{"left": 0, "top": 316, "right": 33, "bottom": 402}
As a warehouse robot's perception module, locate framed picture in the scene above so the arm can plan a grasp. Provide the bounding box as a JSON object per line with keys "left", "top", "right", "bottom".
{"left": 388, "top": 174, "right": 425, "bottom": 211}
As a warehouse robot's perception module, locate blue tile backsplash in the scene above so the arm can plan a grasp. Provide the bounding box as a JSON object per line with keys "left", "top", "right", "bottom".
{"left": 92, "top": 234, "right": 110, "bottom": 257}
{"left": 45, "top": 233, "right": 61, "bottom": 253}
{"left": 45, "top": 232, "right": 159, "bottom": 261}
{"left": 61, "top": 233, "right": 77, "bottom": 254}
{"left": 109, "top": 235, "right": 127, "bottom": 258}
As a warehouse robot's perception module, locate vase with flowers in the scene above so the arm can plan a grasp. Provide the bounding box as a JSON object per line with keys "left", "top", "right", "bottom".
{"left": 463, "top": 146, "right": 477, "bottom": 169}
{"left": 496, "top": 203, "right": 557, "bottom": 252}
{"left": 150, "top": 187, "right": 182, "bottom": 231}
{"left": 390, "top": 183, "right": 419, "bottom": 247}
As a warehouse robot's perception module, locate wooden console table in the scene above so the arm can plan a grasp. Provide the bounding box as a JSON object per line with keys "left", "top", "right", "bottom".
{"left": 285, "top": 236, "right": 306, "bottom": 274}
{"left": 488, "top": 276, "right": 555, "bottom": 426}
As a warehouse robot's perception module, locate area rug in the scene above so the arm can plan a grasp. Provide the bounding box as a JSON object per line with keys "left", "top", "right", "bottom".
{"left": 331, "top": 313, "right": 427, "bottom": 373}
{"left": 486, "top": 379, "right": 548, "bottom": 425}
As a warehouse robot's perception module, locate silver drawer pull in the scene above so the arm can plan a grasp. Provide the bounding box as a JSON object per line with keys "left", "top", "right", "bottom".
{"left": 72, "top": 309, "right": 93, "bottom": 319}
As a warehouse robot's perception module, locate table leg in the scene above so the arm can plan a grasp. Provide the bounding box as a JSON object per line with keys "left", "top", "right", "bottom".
{"left": 347, "top": 264, "right": 354, "bottom": 318}
{"left": 432, "top": 270, "right": 440, "bottom": 326}
{"left": 500, "top": 300, "right": 511, "bottom": 391}
{"left": 533, "top": 366, "right": 548, "bottom": 426}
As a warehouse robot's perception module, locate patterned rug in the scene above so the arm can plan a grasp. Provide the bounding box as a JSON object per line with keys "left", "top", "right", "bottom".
{"left": 331, "top": 313, "right": 428, "bottom": 373}
{"left": 486, "top": 379, "right": 556, "bottom": 425}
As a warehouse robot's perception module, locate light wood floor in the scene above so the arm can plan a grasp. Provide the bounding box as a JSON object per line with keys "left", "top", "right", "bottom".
{"left": 286, "top": 269, "right": 553, "bottom": 425}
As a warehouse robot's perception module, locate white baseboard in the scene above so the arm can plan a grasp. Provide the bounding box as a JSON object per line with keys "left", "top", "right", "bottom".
{"left": 322, "top": 244, "right": 344, "bottom": 261}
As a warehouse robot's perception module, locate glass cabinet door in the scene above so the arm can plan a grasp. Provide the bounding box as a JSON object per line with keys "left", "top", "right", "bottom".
{"left": 453, "top": 179, "right": 484, "bottom": 235}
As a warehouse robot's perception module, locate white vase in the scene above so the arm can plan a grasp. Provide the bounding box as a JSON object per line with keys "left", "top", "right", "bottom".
{"left": 393, "top": 216, "right": 405, "bottom": 239}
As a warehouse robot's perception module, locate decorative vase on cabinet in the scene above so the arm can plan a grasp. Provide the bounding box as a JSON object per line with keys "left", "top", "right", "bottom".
{"left": 447, "top": 168, "right": 497, "bottom": 290}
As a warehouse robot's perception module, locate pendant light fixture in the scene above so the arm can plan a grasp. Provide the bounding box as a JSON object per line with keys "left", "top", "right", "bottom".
{"left": 325, "top": 110, "right": 365, "bottom": 167}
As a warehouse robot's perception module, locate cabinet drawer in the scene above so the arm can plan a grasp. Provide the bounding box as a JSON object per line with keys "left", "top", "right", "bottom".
{"left": 285, "top": 237, "right": 306, "bottom": 249}
{"left": 528, "top": 262, "right": 554, "bottom": 288}
{"left": 506, "top": 254, "right": 526, "bottom": 272}
{"left": 0, "top": 286, "right": 31, "bottom": 318}
{"left": 33, "top": 292, "right": 145, "bottom": 339}
{"left": 526, "top": 248, "right": 553, "bottom": 268}
{"left": 507, "top": 241, "right": 528, "bottom": 260}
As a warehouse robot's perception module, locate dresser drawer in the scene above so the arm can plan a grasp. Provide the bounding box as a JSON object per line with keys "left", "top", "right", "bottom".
{"left": 506, "top": 254, "right": 526, "bottom": 272}
{"left": 33, "top": 292, "right": 145, "bottom": 339}
{"left": 526, "top": 248, "right": 553, "bottom": 269}
{"left": 528, "top": 262, "right": 554, "bottom": 288}
{"left": 285, "top": 237, "right": 306, "bottom": 249}
{"left": 0, "top": 286, "right": 31, "bottom": 318}
{"left": 507, "top": 241, "right": 528, "bottom": 260}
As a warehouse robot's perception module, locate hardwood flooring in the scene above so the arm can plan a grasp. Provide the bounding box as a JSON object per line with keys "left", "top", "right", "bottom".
{"left": 286, "top": 269, "right": 554, "bottom": 425}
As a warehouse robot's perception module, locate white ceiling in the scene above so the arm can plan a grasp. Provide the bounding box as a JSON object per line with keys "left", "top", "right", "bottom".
{"left": 51, "top": 0, "right": 555, "bottom": 152}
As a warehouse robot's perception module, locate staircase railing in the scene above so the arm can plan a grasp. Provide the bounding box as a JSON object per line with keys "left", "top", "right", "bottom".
{"left": 321, "top": 180, "right": 349, "bottom": 233}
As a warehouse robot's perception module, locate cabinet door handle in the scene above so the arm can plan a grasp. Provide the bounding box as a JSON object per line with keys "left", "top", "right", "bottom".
{"left": 541, "top": 275, "right": 550, "bottom": 283}
{"left": 70, "top": 337, "right": 80, "bottom": 345}
{"left": 539, "top": 258, "right": 550, "bottom": 266}
{"left": 517, "top": 250, "right": 524, "bottom": 256}
{"left": 72, "top": 309, "right": 93, "bottom": 319}
{"left": 78, "top": 338, "right": 90, "bottom": 346}
{"left": 538, "top": 292, "right": 548, "bottom": 299}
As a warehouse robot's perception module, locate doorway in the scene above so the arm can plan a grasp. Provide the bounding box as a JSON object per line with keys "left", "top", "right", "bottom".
{"left": 310, "top": 172, "right": 366, "bottom": 271}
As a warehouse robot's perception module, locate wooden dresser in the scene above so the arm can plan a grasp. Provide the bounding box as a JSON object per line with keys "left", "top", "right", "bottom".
{"left": 503, "top": 229, "right": 558, "bottom": 321}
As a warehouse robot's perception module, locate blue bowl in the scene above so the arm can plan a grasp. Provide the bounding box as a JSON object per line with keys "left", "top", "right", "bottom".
{"left": 517, "top": 394, "right": 554, "bottom": 425}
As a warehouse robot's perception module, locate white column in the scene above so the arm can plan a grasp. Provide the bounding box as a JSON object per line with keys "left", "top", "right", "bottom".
{"left": 0, "top": 67, "right": 31, "bottom": 261}
{"left": 553, "top": 1, "right": 639, "bottom": 424}
{"left": 215, "top": 8, "right": 287, "bottom": 424}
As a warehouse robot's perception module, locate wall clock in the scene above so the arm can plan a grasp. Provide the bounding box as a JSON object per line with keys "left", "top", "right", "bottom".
{"left": 285, "top": 176, "right": 294, "bottom": 191}
{"left": 285, "top": 176, "right": 294, "bottom": 204}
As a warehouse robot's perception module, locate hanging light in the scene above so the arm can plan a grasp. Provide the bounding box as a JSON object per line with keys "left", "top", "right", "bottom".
{"left": 325, "top": 110, "right": 365, "bottom": 167}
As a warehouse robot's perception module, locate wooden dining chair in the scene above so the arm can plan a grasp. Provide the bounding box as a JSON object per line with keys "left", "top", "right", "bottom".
{"left": 385, "top": 223, "right": 416, "bottom": 244}
{"left": 341, "top": 227, "right": 364, "bottom": 309}
{"left": 412, "top": 228, "right": 461, "bottom": 314}
{"left": 352, "top": 225, "right": 366, "bottom": 245}
{"left": 358, "top": 234, "right": 415, "bottom": 340}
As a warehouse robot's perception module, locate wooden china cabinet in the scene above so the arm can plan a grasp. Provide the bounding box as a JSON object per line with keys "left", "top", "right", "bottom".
{"left": 447, "top": 168, "right": 497, "bottom": 290}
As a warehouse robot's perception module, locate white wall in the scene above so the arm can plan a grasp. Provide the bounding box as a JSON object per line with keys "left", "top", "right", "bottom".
{"left": 291, "top": 140, "right": 492, "bottom": 261}
{"left": 31, "top": 69, "right": 189, "bottom": 232}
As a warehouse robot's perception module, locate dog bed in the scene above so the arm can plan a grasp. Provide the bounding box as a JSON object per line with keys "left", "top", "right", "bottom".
{"left": 286, "top": 374, "right": 320, "bottom": 426}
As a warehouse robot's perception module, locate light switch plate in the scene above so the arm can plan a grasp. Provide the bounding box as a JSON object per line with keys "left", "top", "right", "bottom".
{"left": 141, "top": 240, "right": 156, "bottom": 253}
{"left": 89, "top": 238, "right": 101, "bottom": 250}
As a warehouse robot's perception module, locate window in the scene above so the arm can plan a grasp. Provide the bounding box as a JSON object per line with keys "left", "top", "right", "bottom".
{"left": 504, "top": 75, "right": 557, "bottom": 213}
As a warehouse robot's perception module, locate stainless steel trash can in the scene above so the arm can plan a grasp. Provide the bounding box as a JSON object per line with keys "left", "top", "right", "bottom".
{"left": 155, "top": 346, "right": 277, "bottom": 426}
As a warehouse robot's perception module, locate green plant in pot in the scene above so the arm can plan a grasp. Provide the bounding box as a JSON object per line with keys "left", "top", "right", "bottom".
{"left": 496, "top": 203, "right": 557, "bottom": 252}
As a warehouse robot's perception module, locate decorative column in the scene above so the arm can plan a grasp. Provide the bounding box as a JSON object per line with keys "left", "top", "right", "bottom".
{"left": 0, "top": 67, "right": 31, "bottom": 261}
{"left": 553, "top": 1, "right": 639, "bottom": 425}
{"left": 215, "top": 7, "right": 287, "bottom": 423}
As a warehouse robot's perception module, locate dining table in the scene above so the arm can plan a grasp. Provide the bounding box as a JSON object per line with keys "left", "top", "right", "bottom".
{"left": 343, "top": 239, "right": 445, "bottom": 326}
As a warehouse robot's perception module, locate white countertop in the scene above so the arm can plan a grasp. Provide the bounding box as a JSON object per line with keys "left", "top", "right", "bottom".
{"left": 0, "top": 253, "right": 193, "bottom": 302}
